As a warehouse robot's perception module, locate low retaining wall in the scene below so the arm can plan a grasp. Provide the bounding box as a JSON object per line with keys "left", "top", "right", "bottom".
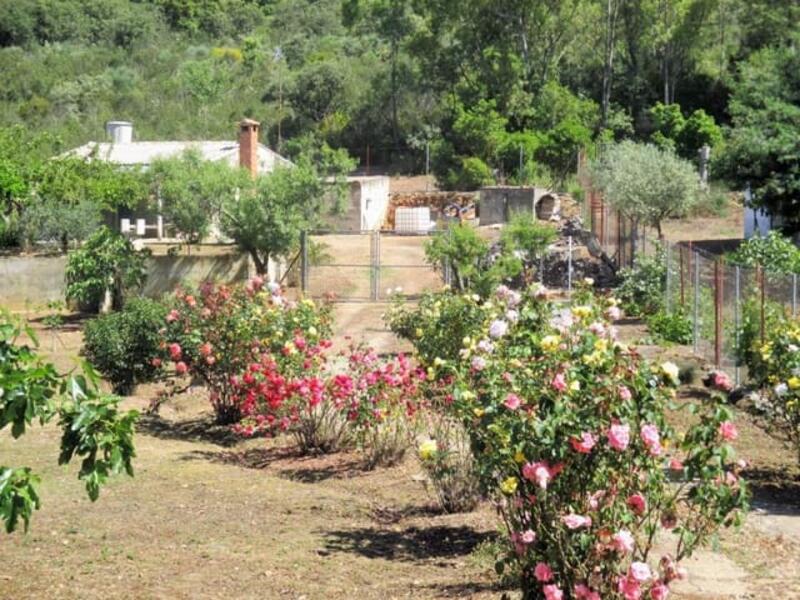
{"left": 0, "top": 250, "right": 252, "bottom": 311}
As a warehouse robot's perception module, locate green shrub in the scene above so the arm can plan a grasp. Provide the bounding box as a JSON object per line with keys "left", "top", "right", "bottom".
{"left": 728, "top": 231, "right": 800, "bottom": 274}
{"left": 386, "top": 290, "right": 491, "bottom": 367}
{"left": 615, "top": 246, "right": 667, "bottom": 316}
{"left": 83, "top": 298, "right": 167, "bottom": 394}
{"left": 647, "top": 309, "right": 693, "bottom": 344}
{"left": 65, "top": 227, "right": 150, "bottom": 312}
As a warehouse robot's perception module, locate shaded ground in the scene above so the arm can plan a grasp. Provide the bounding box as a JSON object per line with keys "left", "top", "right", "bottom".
{"left": 1, "top": 310, "right": 799, "bottom": 599}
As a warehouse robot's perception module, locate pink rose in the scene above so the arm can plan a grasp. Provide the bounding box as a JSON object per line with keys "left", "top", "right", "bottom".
{"left": 629, "top": 561, "right": 652, "bottom": 582}
{"left": 551, "top": 372, "right": 567, "bottom": 393}
{"left": 607, "top": 305, "right": 622, "bottom": 321}
{"left": 587, "top": 489, "right": 605, "bottom": 510}
{"left": 650, "top": 582, "right": 670, "bottom": 600}
{"left": 668, "top": 457, "right": 683, "bottom": 471}
{"left": 619, "top": 385, "right": 632, "bottom": 401}
{"left": 199, "top": 342, "right": 213, "bottom": 357}
{"left": 520, "top": 529, "right": 536, "bottom": 544}
{"left": 175, "top": 361, "right": 188, "bottom": 375}
{"left": 627, "top": 493, "right": 647, "bottom": 515}
{"left": 570, "top": 432, "right": 597, "bottom": 454}
{"left": 640, "top": 424, "right": 662, "bottom": 457}
{"left": 166, "top": 309, "right": 179, "bottom": 323}
{"left": 150, "top": 357, "right": 162, "bottom": 368}
{"left": 471, "top": 356, "right": 486, "bottom": 371}
{"left": 574, "top": 584, "right": 601, "bottom": 600}
{"left": 534, "top": 562, "right": 554, "bottom": 582}
{"left": 504, "top": 393, "right": 521, "bottom": 410}
{"left": 561, "top": 513, "right": 592, "bottom": 529}
{"left": 618, "top": 576, "right": 642, "bottom": 600}
{"left": 712, "top": 370, "right": 733, "bottom": 392}
{"left": 718, "top": 421, "right": 738, "bottom": 441}
{"left": 523, "top": 461, "right": 553, "bottom": 489}
{"left": 168, "top": 343, "right": 182, "bottom": 361}
{"left": 184, "top": 295, "right": 196, "bottom": 307}
{"left": 608, "top": 422, "right": 630, "bottom": 451}
{"left": 612, "top": 529, "right": 635, "bottom": 554}
{"left": 206, "top": 355, "right": 216, "bottom": 366}
{"left": 543, "top": 584, "right": 563, "bottom": 600}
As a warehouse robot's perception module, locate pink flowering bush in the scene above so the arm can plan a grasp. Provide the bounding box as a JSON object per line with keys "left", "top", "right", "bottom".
{"left": 163, "top": 279, "right": 333, "bottom": 424}
{"left": 431, "top": 285, "right": 748, "bottom": 599}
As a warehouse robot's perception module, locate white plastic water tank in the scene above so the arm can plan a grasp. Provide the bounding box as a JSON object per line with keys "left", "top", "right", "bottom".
{"left": 395, "top": 207, "right": 432, "bottom": 233}
{"left": 106, "top": 121, "right": 133, "bottom": 144}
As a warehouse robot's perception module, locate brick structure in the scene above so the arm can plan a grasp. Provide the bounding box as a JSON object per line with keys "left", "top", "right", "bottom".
{"left": 238, "top": 118, "right": 261, "bottom": 178}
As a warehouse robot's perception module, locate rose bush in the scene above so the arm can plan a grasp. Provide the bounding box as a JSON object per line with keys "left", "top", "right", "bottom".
{"left": 428, "top": 284, "right": 747, "bottom": 599}
{"left": 750, "top": 318, "right": 800, "bottom": 462}
{"left": 162, "top": 278, "right": 333, "bottom": 424}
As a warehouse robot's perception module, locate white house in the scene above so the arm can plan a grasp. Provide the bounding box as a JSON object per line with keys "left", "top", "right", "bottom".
{"left": 66, "top": 119, "right": 389, "bottom": 238}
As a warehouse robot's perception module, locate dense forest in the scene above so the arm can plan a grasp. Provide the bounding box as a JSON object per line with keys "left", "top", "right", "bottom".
{"left": 0, "top": 0, "right": 798, "bottom": 219}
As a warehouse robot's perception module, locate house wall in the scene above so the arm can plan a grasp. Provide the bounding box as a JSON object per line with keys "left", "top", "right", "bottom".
{"left": 322, "top": 176, "right": 390, "bottom": 232}
{"left": 0, "top": 251, "right": 252, "bottom": 311}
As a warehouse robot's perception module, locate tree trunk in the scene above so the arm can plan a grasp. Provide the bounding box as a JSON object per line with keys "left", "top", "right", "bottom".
{"left": 601, "top": 0, "right": 620, "bottom": 129}
{"left": 250, "top": 250, "right": 267, "bottom": 276}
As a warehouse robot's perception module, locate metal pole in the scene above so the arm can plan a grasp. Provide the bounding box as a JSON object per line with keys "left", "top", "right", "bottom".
{"left": 714, "top": 259, "right": 723, "bottom": 368}
{"left": 759, "top": 266, "right": 765, "bottom": 344}
{"left": 735, "top": 266, "right": 741, "bottom": 386}
{"left": 300, "top": 231, "right": 309, "bottom": 295}
{"left": 567, "top": 235, "right": 573, "bottom": 297}
{"left": 665, "top": 243, "right": 672, "bottom": 314}
{"left": 693, "top": 251, "right": 700, "bottom": 354}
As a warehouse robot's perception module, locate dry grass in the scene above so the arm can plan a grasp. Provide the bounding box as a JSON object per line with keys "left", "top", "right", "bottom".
{"left": 1, "top": 308, "right": 799, "bottom": 599}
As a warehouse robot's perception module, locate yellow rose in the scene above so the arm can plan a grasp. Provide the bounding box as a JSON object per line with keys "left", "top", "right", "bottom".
{"left": 308, "top": 326, "right": 318, "bottom": 337}
{"left": 569, "top": 380, "right": 581, "bottom": 392}
{"left": 415, "top": 328, "right": 423, "bottom": 338}
{"left": 514, "top": 451, "right": 526, "bottom": 464}
{"left": 418, "top": 439, "right": 438, "bottom": 461}
{"left": 473, "top": 407, "right": 485, "bottom": 417}
{"left": 660, "top": 361, "right": 680, "bottom": 385}
{"left": 572, "top": 305, "right": 592, "bottom": 319}
{"left": 461, "top": 391, "right": 476, "bottom": 401}
{"left": 540, "top": 335, "right": 561, "bottom": 353}
{"left": 594, "top": 338, "right": 608, "bottom": 352}
{"left": 788, "top": 376, "right": 800, "bottom": 390}
{"left": 500, "top": 477, "right": 518, "bottom": 495}
{"left": 433, "top": 357, "right": 445, "bottom": 366}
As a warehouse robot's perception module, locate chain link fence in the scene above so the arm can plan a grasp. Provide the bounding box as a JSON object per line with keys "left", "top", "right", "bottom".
{"left": 664, "top": 242, "right": 799, "bottom": 383}
{"left": 298, "top": 230, "right": 448, "bottom": 301}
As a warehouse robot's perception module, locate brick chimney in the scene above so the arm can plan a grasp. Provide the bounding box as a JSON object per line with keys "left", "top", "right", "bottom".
{"left": 238, "top": 118, "right": 260, "bottom": 178}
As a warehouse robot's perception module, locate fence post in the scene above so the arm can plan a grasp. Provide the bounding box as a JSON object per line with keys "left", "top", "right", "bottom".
{"left": 370, "top": 230, "right": 380, "bottom": 301}
{"left": 758, "top": 266, "right": 765, "bottom": 344}
{"left": 567, "top": 235, "right": 573, "bottom": 297}
{"left": 679, "top": 244, "right": 685, "bottom": 307}
{"left": 300, "top": 231, "right": 309, "bottom": 295}
{"left": 665, "top": 243, "right": 672, "bottom": 314}
{"left": 693, "top": 250, "right": 700, "bottom": 354}
{"left": 734, "top": 265, "right": 741, "bottom": 386}
{"left": 715, "top": 259, "right": 722, "bottom": 367}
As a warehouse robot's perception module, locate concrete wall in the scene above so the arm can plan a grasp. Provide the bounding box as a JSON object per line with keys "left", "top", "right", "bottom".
{"left": 324, "top": 176, "right": 390, "bottom": 232}
{"left": 479, "top": 186, "right": 552, "bottom": 226}
{"left": 1, "top": 251, "right": 252, "bottom": 311}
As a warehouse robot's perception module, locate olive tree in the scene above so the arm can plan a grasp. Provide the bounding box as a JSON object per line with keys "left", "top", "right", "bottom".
{"left": 590, "top": 140, "right": 700, "bottom": 238}
{"left": 219, "top": 142, "right": 354, "bottom": 275}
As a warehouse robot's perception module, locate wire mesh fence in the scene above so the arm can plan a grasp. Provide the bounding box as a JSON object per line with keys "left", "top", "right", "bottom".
{"left": 664, "top": 241, "right": 800, "bottom": 382}
{"left": 299, "top": 230, "right": 448, "bottom": 301}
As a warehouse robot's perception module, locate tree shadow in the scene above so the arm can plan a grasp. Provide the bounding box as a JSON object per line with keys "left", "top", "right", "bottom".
{"left": 320, "top": 525, "right": 493, "bottom": 562}
{"left": 418, "top": 581, "right": 506, "bottom": 598}
{"left": 180, "top": 445, "right": 299, "bottom": 468}
{"left": 137, "top": 414, "right": 241, "bottom": 447}
{"left": 744, "top": 466, "right": 800, "bottom": 510}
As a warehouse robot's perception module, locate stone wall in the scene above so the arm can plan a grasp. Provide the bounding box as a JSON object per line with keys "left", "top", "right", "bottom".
{"left": 0, "top": 250, "right": 252, "bottom": 311}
